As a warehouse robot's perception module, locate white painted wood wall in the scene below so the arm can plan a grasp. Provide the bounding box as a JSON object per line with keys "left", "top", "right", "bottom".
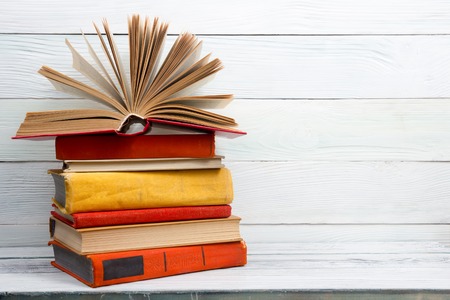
{"left": 2, "top": 0, "right": 450, "bottom": 251}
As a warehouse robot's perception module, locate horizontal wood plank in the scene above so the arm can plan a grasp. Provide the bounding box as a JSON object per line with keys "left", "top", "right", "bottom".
{"left": 6, "top": 254, "right": 450, "bottom": 274}
{"left": 2, "top": 161, "right": 450, "bottom": 225}
{"left": 1, "top": 242, "right": 450, "bottom": 293}
{"left": 1, "top": 271, "right": 450, "bottom": 294}
{"left": 1, "top": 224, "right": 450, "bottom": 247}
{"left": 2, "top": 242, "right": 450, "bottom": 259}
{"left": 4, "top": 99, "right": 450, "bottom": 161}
{"left": 3, "top": 35, "right": 450, "bottom": 99}
{"left": 3, "top": 241, "right": 450, "bottom": 258}
{"left": 3, "top": 0, "right": 450, "bottom": 34}
{"left": 4, "top": 1, "right": 450, "bottom": 295}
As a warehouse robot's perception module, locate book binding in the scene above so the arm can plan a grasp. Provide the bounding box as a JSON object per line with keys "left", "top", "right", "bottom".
{"left": 50, "top": 240, "right": 247, "bottom": 287}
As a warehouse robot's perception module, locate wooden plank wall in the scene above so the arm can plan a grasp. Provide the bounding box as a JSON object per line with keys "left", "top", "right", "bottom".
{"left": 1, "top": 0, "right": 450, "bottom": 247}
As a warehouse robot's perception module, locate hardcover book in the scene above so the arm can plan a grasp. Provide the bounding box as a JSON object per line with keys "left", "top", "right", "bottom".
{"left": 14, "top": 15, "right": 245, "bottom": 138}
{"left": 50, "top": 216, "right": 243, "bottom": 255}
{"left": 51, "top": 204, "right": 232, "bottom": 228}
{"left": 50, "top": 240, "right": 247, "bottom": 287}
{"left": 55, "top": 127, "right": 215, "bottom": 160}
{"left": 49, "top": 168, "right": 233, "bottom": 214}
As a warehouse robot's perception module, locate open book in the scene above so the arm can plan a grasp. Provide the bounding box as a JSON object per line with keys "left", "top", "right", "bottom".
{"left": 14, "top": 15, "right": 245, "bottom": 138}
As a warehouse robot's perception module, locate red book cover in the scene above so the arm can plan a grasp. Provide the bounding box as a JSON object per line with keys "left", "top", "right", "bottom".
{"left": 55, "top": 133, "right": 215, "bottom": 160}
{"left": 50, "top": 240, "right": 247, "bottom": 287}
{"left": 51, "top": 205, "right": 232, "bottom": 228}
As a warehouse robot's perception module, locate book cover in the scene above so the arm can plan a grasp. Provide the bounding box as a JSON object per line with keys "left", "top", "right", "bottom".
{"left": 50, "top": 168, "right": 234, "bottom": 214}
{"left": 50, "top": 240, "right": 247, "bottom": 287}
{"left": 14, "top": 15, "right": 245, "bottom": 139}
{"left": 51, "top": 204, "right": 232, "bottom": 228}
{"left": 49, "top": 216, "right": 242, "bottom": 255}
{"left": 56, "top": 132, "right": 216, "bottom": 160}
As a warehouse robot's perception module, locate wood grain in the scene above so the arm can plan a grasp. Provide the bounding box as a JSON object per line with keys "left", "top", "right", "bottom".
{"left": 2, "top": 242, "right": 449, "bottom": 258}
{"left": 2, "top": 270, "right": 450, "bottom": 293}
{"left": 2, "top": 161, "right": 450, "bottom": 225}
{"left": 4, "top": 99, "right": 450, "bottom": 161}
{"left": 3, "top": 35, "right": 450, "bottom": 99}
{"left": 3, "top": 0, "right": 450, "bottom": 34}
{"left": 2, "top": 1, "right": 450, "bottom": 295}
{"left": 1, "top": 242, "right": 449, "bottom": 293}
{"left": 2, "top": 224, "right": 450, "bottom": 247}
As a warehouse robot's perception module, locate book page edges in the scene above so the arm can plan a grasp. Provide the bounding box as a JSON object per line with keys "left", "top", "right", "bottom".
{"left": 13, "top": 118, "right": 245, "bottom": 139}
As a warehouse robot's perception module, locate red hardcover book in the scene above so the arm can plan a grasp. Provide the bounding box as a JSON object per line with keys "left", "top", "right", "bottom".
{"left": 55, "top": 133, "right": 215, "bottom": 160}
{"left": 51, "top": 205, "right": 232, "bottom": 228}
{"left": 50, "top": 240, "right": 247, "bottom": 287}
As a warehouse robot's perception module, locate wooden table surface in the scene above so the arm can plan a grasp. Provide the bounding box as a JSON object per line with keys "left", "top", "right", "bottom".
{"left": 1, "top": 242, "right": 450, "bottom": 298}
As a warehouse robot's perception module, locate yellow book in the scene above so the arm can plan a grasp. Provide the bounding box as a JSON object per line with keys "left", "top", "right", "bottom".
{"left": 49, "top": 168, "right": 233, "bottom": 214}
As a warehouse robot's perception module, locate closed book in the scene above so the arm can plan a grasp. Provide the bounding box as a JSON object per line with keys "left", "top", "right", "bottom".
{"left": 50, "top": 216, "right": 242, "bottom": 255}
{"left": 62, "top": 156, "right": 224, "bottom": 173}
{"left": 55, "top": 132, "right": 215, "bottom": 160}
{"left": 50, "top": 240, "right": 247, "bottom": 287}
{"left": 49, "top": 168, "right": 233, "bottom": 214}
{"left": 51, "top": 204, "right": 232, "bottom": 228}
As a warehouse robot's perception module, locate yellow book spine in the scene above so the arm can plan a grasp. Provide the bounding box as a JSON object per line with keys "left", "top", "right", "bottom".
{"left": 59, "top": 168, "right": 233, "bottom": 214}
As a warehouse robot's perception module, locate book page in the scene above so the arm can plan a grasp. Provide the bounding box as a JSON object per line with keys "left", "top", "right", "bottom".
{"left": 15, "top": 15, "right": 245, "bottom": 138}
{"left": 147, "top": 58, "right": 223, "bottom": 106}
{"left": 130, "top": 16, "right": 168, "bottom": 110}
{"left": 16, "top": 116, "right": 121, "bottom": 136}
{"left": 102, "top": 19, "right": 132, "bottom": 110}
{"left": 142, "top": 34, "right": 201, "bottom": 102}
{"left": 65, "top": 39, "right": 124, "bottom": 104}
{"left": 39, "top": 67, "right": 129, "bottom": 115}
{"left": 82, "top": 31, "right": 124, "bottom": 102}
{"left": 146, "top": 104, "right": 236, "bottom": 125}
{"left": 154, "top": 94, "right": 233, "bottom": 109}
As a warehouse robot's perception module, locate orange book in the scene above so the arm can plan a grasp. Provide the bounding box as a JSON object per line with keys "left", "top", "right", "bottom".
{"left": 50, "top": 240, "right": 247, "bottom": 287}
{"left": 55, "top": 133, "right": 215, "bottom": 160}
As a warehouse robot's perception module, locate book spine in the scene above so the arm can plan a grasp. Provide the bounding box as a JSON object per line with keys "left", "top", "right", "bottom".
{"left": 55, "top": 133, "right": 215, "bottom": 160}
{"left": 52, "top": 205, "right": 232, "bottom": 228}
{"left": 51, "top": 241, "right": 247, "bottom": 287}
{"left": 55, "top": 168, "right": 233, "bottom": 214}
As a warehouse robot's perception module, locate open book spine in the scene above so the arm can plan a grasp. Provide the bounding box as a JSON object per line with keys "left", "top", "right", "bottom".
{"left": 13, "top": 116, "right": 246, "bottom": 139}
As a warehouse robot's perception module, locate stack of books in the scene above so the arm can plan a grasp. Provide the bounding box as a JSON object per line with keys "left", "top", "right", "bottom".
{"left": 48, "top": 124, "right": 246, "bottom": 287}
{"left": 13, "top": 15, "right": 247, "bottom": 287}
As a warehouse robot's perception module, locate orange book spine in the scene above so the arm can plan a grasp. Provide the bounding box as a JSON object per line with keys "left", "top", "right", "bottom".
{"left": 55, "top": 133, "right": 215, "bottom": 160}
{"left": 50, "top": 240, "right": 247, "bottom": 287}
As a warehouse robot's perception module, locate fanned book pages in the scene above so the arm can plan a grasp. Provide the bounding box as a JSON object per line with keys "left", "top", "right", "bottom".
{"left": 14, "top": 15, "right": 245, "bottom": 138}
